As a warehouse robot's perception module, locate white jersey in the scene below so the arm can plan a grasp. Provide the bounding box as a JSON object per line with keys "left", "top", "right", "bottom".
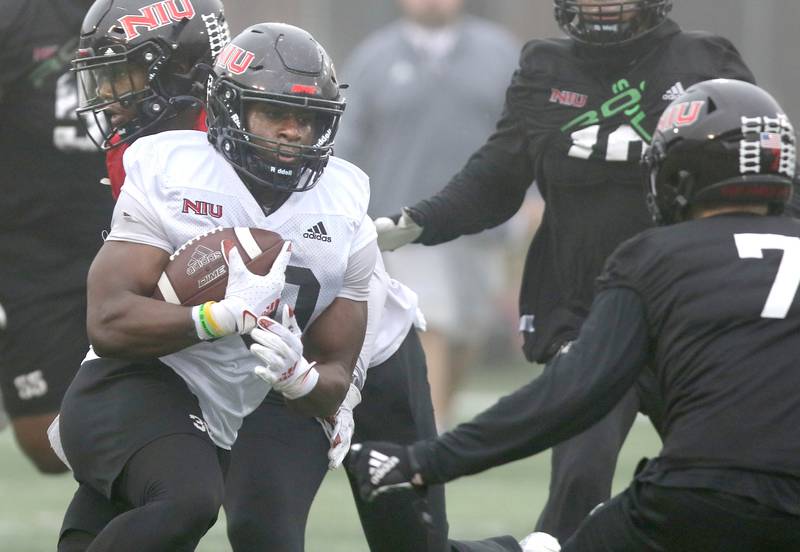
{"left": 352, "top": 255, "right": 424, "bottom": 389}
{"left": 105, "top": 130, "right": 376, "bottom": 449}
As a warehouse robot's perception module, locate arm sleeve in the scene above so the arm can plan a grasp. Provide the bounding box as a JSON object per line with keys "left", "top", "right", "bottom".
{"left": 408, "top": 61, "right": 537, "bottom": 245}
{"left": 412, "top": 287, "right": 650, "bottom": 484}
{"left": 338, "top": 216, "right": 378, "bottom": 302}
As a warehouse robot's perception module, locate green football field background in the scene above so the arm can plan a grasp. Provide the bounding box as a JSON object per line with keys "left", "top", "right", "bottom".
{"left": 0, "top": 365, "right": 661, "bottom": 551}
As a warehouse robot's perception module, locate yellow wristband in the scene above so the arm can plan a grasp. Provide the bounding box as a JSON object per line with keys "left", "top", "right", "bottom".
{"left": 198, "top": 301, "right": 220, "bottom": 339}
{"left": 202, "top": 301, "right": 226, "bottom": 337}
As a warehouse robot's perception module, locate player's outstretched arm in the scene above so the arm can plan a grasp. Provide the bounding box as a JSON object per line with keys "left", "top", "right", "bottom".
{"left": 347, "top": 288, "right": 650, "bottom": 500}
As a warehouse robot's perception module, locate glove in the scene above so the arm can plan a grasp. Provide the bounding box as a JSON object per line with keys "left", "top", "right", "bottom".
{"left": 192, "top": 240, "right": 292, "bottom": 339}
{"left": 374, "top": 208, "right": 423, "bottom": 251}
{"left": 347, "top": 441, "right": 424, "bottom": 502}
{"left": 251, "top": 305, "right": 319, "bottom": 399}
{"left": 0, "top": 300, "right": 6, "bottom": 330}
{"left": 317, "top": 383, "right": 361, "bottom": 470}
{"left": 46, "top": 414, "right": 72, "bottom": 471}
{"left": 519, "top": 532, "right": 561, "bottom": 552}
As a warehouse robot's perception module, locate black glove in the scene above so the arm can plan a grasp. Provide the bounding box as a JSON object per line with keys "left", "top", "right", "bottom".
{"left": 346, "top": 441, "right": 425, "bottom": 502}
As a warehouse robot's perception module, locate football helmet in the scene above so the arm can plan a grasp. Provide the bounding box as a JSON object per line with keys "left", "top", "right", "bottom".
{"left": 206, "top": 23, "right": 345, "bottom": 194}
{"left": 73, "top": 0, "right": 229, "bottom": 149}
{"left": 554, "top": 0, "right": 672, "bottom": 46}
{"left": 644, "top": 79, "right": 796, "bottom": 225}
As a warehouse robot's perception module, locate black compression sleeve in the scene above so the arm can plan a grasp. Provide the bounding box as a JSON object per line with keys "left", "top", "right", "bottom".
{"left": 412, "top": 287, "right": 650, "bottom": 484}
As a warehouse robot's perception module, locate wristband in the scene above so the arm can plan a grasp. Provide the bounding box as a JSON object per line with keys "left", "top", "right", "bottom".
{"left": 192, "top": 301, "right": 232, "bottom": 340}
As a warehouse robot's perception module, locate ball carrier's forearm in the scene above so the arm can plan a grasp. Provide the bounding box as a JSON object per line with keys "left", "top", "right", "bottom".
{"left": 88, "top": 239, "right": 291, "bottom": 360}
{"left": 88, "top": 291, "right": 200, "bottom": 359}
{"left": 285, "top": 359, "right": 352, "bottom": 417}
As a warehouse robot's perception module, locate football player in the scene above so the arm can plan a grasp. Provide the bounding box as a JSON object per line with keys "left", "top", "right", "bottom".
{"left": 58, "top": 4, "right": 454, "bottom": 549}
{"left": 0, "top": 0, "right": 115, "bottom": 475}
{"left": 57, "top": 22, "right": 377, "bottom": 550}
{"left": 350, "top": 78, "right": 800, "bottom": 551}
{"left": 373, "top": 0, "right": 756, "bottom": 540}
{"left": 55, "top": 1, "right": 231, "bottom": 547}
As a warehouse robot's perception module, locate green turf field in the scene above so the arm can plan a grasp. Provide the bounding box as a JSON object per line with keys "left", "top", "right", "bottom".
{"left": 0, "top": 365, "right": 661, "bottom": 551}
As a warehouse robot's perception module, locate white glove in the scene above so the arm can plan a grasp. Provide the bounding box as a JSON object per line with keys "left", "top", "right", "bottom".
{"left": 192, "top": 240, "right": 292, "bottom": 339}
{"left": 519, "top": 532, "right": 561, "bottom": 552}
{"left": 317, "top": 383, "right": 361, "bottom": 470}
{"left": 251, "top": 305, "right": 319, "bottom": 399}
{"left": 46, "top": 414, "right": 72, "bottom": 471}
{"left": 374, "top": 208, "right": 423, "bottom": 251}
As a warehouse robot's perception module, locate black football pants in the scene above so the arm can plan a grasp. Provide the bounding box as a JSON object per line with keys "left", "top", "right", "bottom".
{"left": 563, "top": 481, "right": 800, "bottom": 551}
{"left": 223, "top": 390, "right": 330, "bottom": 552}
{"left": 59, "top": 434, "right": 228, "bottom": 552}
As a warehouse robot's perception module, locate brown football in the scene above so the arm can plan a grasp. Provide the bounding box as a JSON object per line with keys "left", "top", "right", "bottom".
{"left": 152, "top": 227, "right": 285, "bottom": 306}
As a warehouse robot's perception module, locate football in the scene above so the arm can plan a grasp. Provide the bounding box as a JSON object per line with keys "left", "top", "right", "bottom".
{"left": 153, "top": 227, "right": 285, "bottom": 306}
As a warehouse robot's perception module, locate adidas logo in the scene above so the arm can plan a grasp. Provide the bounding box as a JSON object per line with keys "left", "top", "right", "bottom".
{"left": 662, "top": 82, "right": 686, "bottom": 101}
{"left": 303, "top": 221, "right": 332, "bottom": 242}
{"left": 367, "top": 449, "right": 400, "bottom": 485}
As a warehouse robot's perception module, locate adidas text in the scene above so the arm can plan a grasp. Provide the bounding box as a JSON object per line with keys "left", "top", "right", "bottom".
{"left": 304, "top": 222, "right": 332, "bottom": 242}
{"left": 303, "top": 232, "right": 332, "bottom": 242}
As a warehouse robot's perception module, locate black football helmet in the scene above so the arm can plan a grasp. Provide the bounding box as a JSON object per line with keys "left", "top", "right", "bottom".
{"left": 554, "top": 0, "right": 672, "bottom": 46}
{"left": 206, "top": 23, "right": 345, "bottom": 195}
{"left": 644, "top": 79, "right": 796, "bottom": 225}
{"left": 73, "top": 0, "right": 229, "bottom": 149}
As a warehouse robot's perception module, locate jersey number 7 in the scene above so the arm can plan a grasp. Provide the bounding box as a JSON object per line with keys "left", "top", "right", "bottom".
{"left": 735, "top": 233, "right": 800, "bottom": 319}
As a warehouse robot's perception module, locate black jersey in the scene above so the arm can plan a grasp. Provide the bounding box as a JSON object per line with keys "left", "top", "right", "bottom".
{"left": 414, "top": 213, "right": 800, "bottom": 515}
{"left": 408, "top": 20, "right": 755, "bottom": 362}
{"left": 0, "top": 0, "right": 113, "bottom": 296}
{"left": 599, "top": 214, "right": 800, "bottom": 480}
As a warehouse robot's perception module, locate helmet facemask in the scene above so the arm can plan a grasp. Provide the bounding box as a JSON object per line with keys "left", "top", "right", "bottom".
{"left": 554, "top": 0, "right": 672, "bottom": 46}
{"left": 75, "top": 41, "right": 174, "bottom": 148}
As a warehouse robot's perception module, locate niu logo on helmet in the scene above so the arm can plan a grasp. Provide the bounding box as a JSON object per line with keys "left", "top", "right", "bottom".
{"left": 657, "top": 100, "right": 705, "bottom": 132}
{"left": 118, "top": 0, "right": 196, "bottom": 40}
{"left": 216, "top": 44, "right": 256, "bottom": 75}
